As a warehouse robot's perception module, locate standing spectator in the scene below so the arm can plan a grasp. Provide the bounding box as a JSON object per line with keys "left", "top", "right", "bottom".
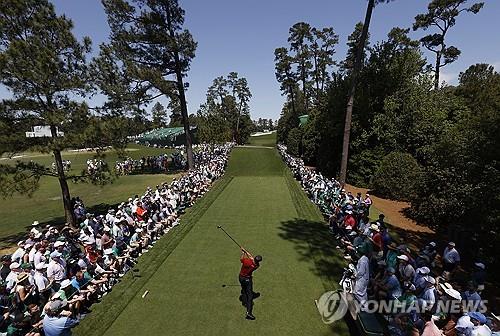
{"left": 363, "top": 193, "right": 372, "bottom": 214}
{"left": 354, "top": 247, "right": 370, "bottom": 304}
{"left": 442, "top": 242, "right": 460, "bottom": 279}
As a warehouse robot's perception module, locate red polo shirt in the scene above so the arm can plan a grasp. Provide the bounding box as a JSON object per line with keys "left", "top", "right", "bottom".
{"left": 239, "top": 257, "right": 258, "bottom": 278}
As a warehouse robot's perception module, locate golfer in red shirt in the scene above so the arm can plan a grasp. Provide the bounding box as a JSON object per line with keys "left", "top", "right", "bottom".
{"left": 239, "top": 248, "right": 262, "bottom": 320}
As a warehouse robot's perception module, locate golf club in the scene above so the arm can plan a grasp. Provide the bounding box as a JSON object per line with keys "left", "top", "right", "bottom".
{"left": 221, "top": 284, "right": 240, "bottom": 288}
{"left": 217, "top": 225, "right": 242, "bottom": 248}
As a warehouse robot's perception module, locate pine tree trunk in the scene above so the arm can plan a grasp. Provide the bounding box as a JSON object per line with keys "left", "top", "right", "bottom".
{"left": 235, "top": 99, "right": 244, "bottom": 144}
{"left": 434, "top": 51, "right": 441, "bottom": 90}
{"left": 339, "top": 0, "right": 374, "bottom": 185}
{"left": 165, "top": 2, "right": 194, "bottom": 170}
{"left": 177, "top": 80, "right": 194, "bottom": 170}
{"left": 50, "top": 126, "right": 76, "bottom": 227}
{"left": 289, "top": 85, "right": 297, "bottom": 120}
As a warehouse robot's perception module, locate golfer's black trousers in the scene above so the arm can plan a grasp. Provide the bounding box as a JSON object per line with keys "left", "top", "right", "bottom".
{"left": 239, "top": 275, "right": 254, "bottom": 314}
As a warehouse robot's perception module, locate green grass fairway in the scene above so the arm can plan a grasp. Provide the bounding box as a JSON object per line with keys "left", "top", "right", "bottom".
{"left": 0, "top": 144, "right": 174, "bottom": 249}
{"left": 76, "top": 146, "right": 349, "bottom": 336}
{"left": 248, "top": 131, "right": 277, "bottom": 147}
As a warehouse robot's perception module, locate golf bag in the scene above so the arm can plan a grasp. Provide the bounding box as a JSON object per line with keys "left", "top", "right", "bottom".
{"left": 339, "top": 263, "right": 356, "bottom": 294}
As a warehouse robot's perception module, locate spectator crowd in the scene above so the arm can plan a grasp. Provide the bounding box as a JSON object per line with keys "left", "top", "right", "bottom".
{"left": 0, "top": 143, "right": 233, "bottom": 336}
{"left": 278, "top": 144, "right": 498, "bottom": 336}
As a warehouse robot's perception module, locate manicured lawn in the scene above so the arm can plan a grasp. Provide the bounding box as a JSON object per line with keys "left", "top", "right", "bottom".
{"left": 0, "top": 144, "right": 175, "bottom": 249}
{"left": 75, "top": 147, "right": 350, "bottom": 336}
{"left": 248, "top": 131, "right": 277, "bottom": 147}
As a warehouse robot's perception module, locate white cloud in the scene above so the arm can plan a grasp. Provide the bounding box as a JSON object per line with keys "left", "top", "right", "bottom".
{"left": 440, "top": 72, "right": 458, "bottom": 86}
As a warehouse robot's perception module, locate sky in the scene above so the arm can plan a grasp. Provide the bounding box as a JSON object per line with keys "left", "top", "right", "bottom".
{"left": 3, "top": 0, "right": 500, "bottom": 121}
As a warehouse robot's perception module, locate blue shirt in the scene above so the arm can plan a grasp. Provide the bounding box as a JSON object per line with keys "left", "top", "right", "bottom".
{"left": 43, "top": 315, "right": 79, "bottom": 336}
{"left": 385, "top": 274, "right": 402, "bottom": 299}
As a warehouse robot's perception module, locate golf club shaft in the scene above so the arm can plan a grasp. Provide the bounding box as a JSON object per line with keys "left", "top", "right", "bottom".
{"left": 219, "top": 226, "right": 241, "bottom": 248}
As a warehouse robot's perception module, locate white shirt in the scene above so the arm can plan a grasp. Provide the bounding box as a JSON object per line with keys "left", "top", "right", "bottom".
{"left": 28, "top": 247, "right": 37, "bottom": 263}
{"left": 472, "top": 325, "right": 492, "bottom": 336}
{"left": 11, "top": 248, "right": 25, "bottom": 263}
{"left": 33, "top": 271, "right": 49, "bottom": 292}
{"left": 443, "top": 247, "right": 460, "bottom": 264}
{"left": 354, "top": 255, "right": 370, "bottom": 303}
{"left": 46, "top": 260, "right": 65, "bottom": 281}
{"left": 5, "top": 271, "right": 18, "bottom": 291}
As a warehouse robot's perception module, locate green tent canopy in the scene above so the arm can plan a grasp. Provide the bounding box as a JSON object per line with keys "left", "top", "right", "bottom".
{"left": 299, "top": 115, "right": 309, "bottom": 127}
{"left": 135, "top": 126, "right": 197, "bottom": 147}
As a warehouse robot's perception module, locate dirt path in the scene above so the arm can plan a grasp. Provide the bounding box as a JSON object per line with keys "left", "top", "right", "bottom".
{"left": 345, "top": 184, "right": 433, "bottom": 234}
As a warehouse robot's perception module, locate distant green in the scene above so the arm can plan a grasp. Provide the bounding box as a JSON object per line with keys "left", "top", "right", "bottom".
{"left": 247, "top": 132, "right": 277, "bottom": 147}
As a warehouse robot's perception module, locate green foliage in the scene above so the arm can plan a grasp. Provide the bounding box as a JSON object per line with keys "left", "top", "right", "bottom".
{"left": 196, "top": 113, "right": 231, "bottom": 144}
{"left": 372, "top": 152, "right": 422, "bottom": 200}
{"left": 0, "top": 0, "right": 131, "bottom": 224}
{"left": 409, "top": 64, "right": 500, "bottom": 238}
{"left": 151, "top": 102, "right": 168, "bottom": 129}
{"left": 413, "top": 0, "right": 484, "bottom": 88}
{"left": 275, "top": 22, "right": 339, "bottom": 143}
{"left": 301, "top": 111, "right": 320, "bottom": 165}
{"left": 341, "top": 22, "right": 369, "bottom": 72}
{"left": 99, "top": 0, "right": 197, "bottom": 169}
{"left": 286, "top": 127, "right": 303, "bottom": 156}
{"left": 198, "top": 72, "right": 253, "bottom": 144}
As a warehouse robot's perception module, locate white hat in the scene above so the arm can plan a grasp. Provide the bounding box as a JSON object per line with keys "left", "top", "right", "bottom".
{"left": 77, "top": 260, "right": 87, "bottom": 269}
{"left": 60, "top": 279, "right": 72, "bottom": 289}
{"left": 440, "top": 282, "right": 462, "bottom": 300}
{"left": 32, "top": 220, "right": 39, "bottom": 226}
{"left": 456, "top": 315, "right": 473, "bottom": 329}
{"left": 474, "top": 262, "right": 485, "bottom": 270}
{"left": 397, "top": 255, "right": 409, "bottom": 262}
{"left": 104, "top": 248, "right": 114, "bottom": 255}
{"left": 417, "top": 266, "right": 430, "bottom": 274}
{"left": 424, "top": 276, "right": 436, "bottom": 285}
{"left": 135, "top": 228, "right": 143, "bottom": 233}
{"left": 429, "top": 241, "right": 436, "bottom": 247}
{"left": 54, "top": 241, "right": 65, "bottom": 248}
{"left": 448, "top": 241, "right": 456, "bottom": 247}
{"left": 10, "top": 262, "right": 20, "bottom": 270}
{"left": 35, "top": 263, "right": 48, "bottom": 270}
{"left": 370, "top": 224, "right": 380, "bottom": 232}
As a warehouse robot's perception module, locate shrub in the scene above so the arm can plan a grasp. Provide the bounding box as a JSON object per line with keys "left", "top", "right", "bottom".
{"left": 371, "top": 152, "right": 422, "bottom": 201}
{"left": 286, "top": 127, "right": 303, "bottom": 156}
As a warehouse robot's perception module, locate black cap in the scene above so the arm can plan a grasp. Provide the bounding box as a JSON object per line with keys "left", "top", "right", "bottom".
{"left": 254, "top": 255, "right": 263, "bottom": 263}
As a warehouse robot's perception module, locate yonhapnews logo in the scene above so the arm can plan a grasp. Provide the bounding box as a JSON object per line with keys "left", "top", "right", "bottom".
{"left": 315, "top": 291, "right": 349, "bottom": 324}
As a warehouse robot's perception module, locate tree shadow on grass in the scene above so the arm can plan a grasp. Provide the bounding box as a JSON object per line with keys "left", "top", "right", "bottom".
{"left": 278, "top": 218, "right": 346, "bottom": 286}
{"left": 278, "top": 218, "right": 357, "bottom": 335}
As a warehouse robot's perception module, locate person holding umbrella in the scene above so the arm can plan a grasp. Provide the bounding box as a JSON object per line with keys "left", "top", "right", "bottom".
{"left": 239, "top": 248, "right": 262, "bottom": 321}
